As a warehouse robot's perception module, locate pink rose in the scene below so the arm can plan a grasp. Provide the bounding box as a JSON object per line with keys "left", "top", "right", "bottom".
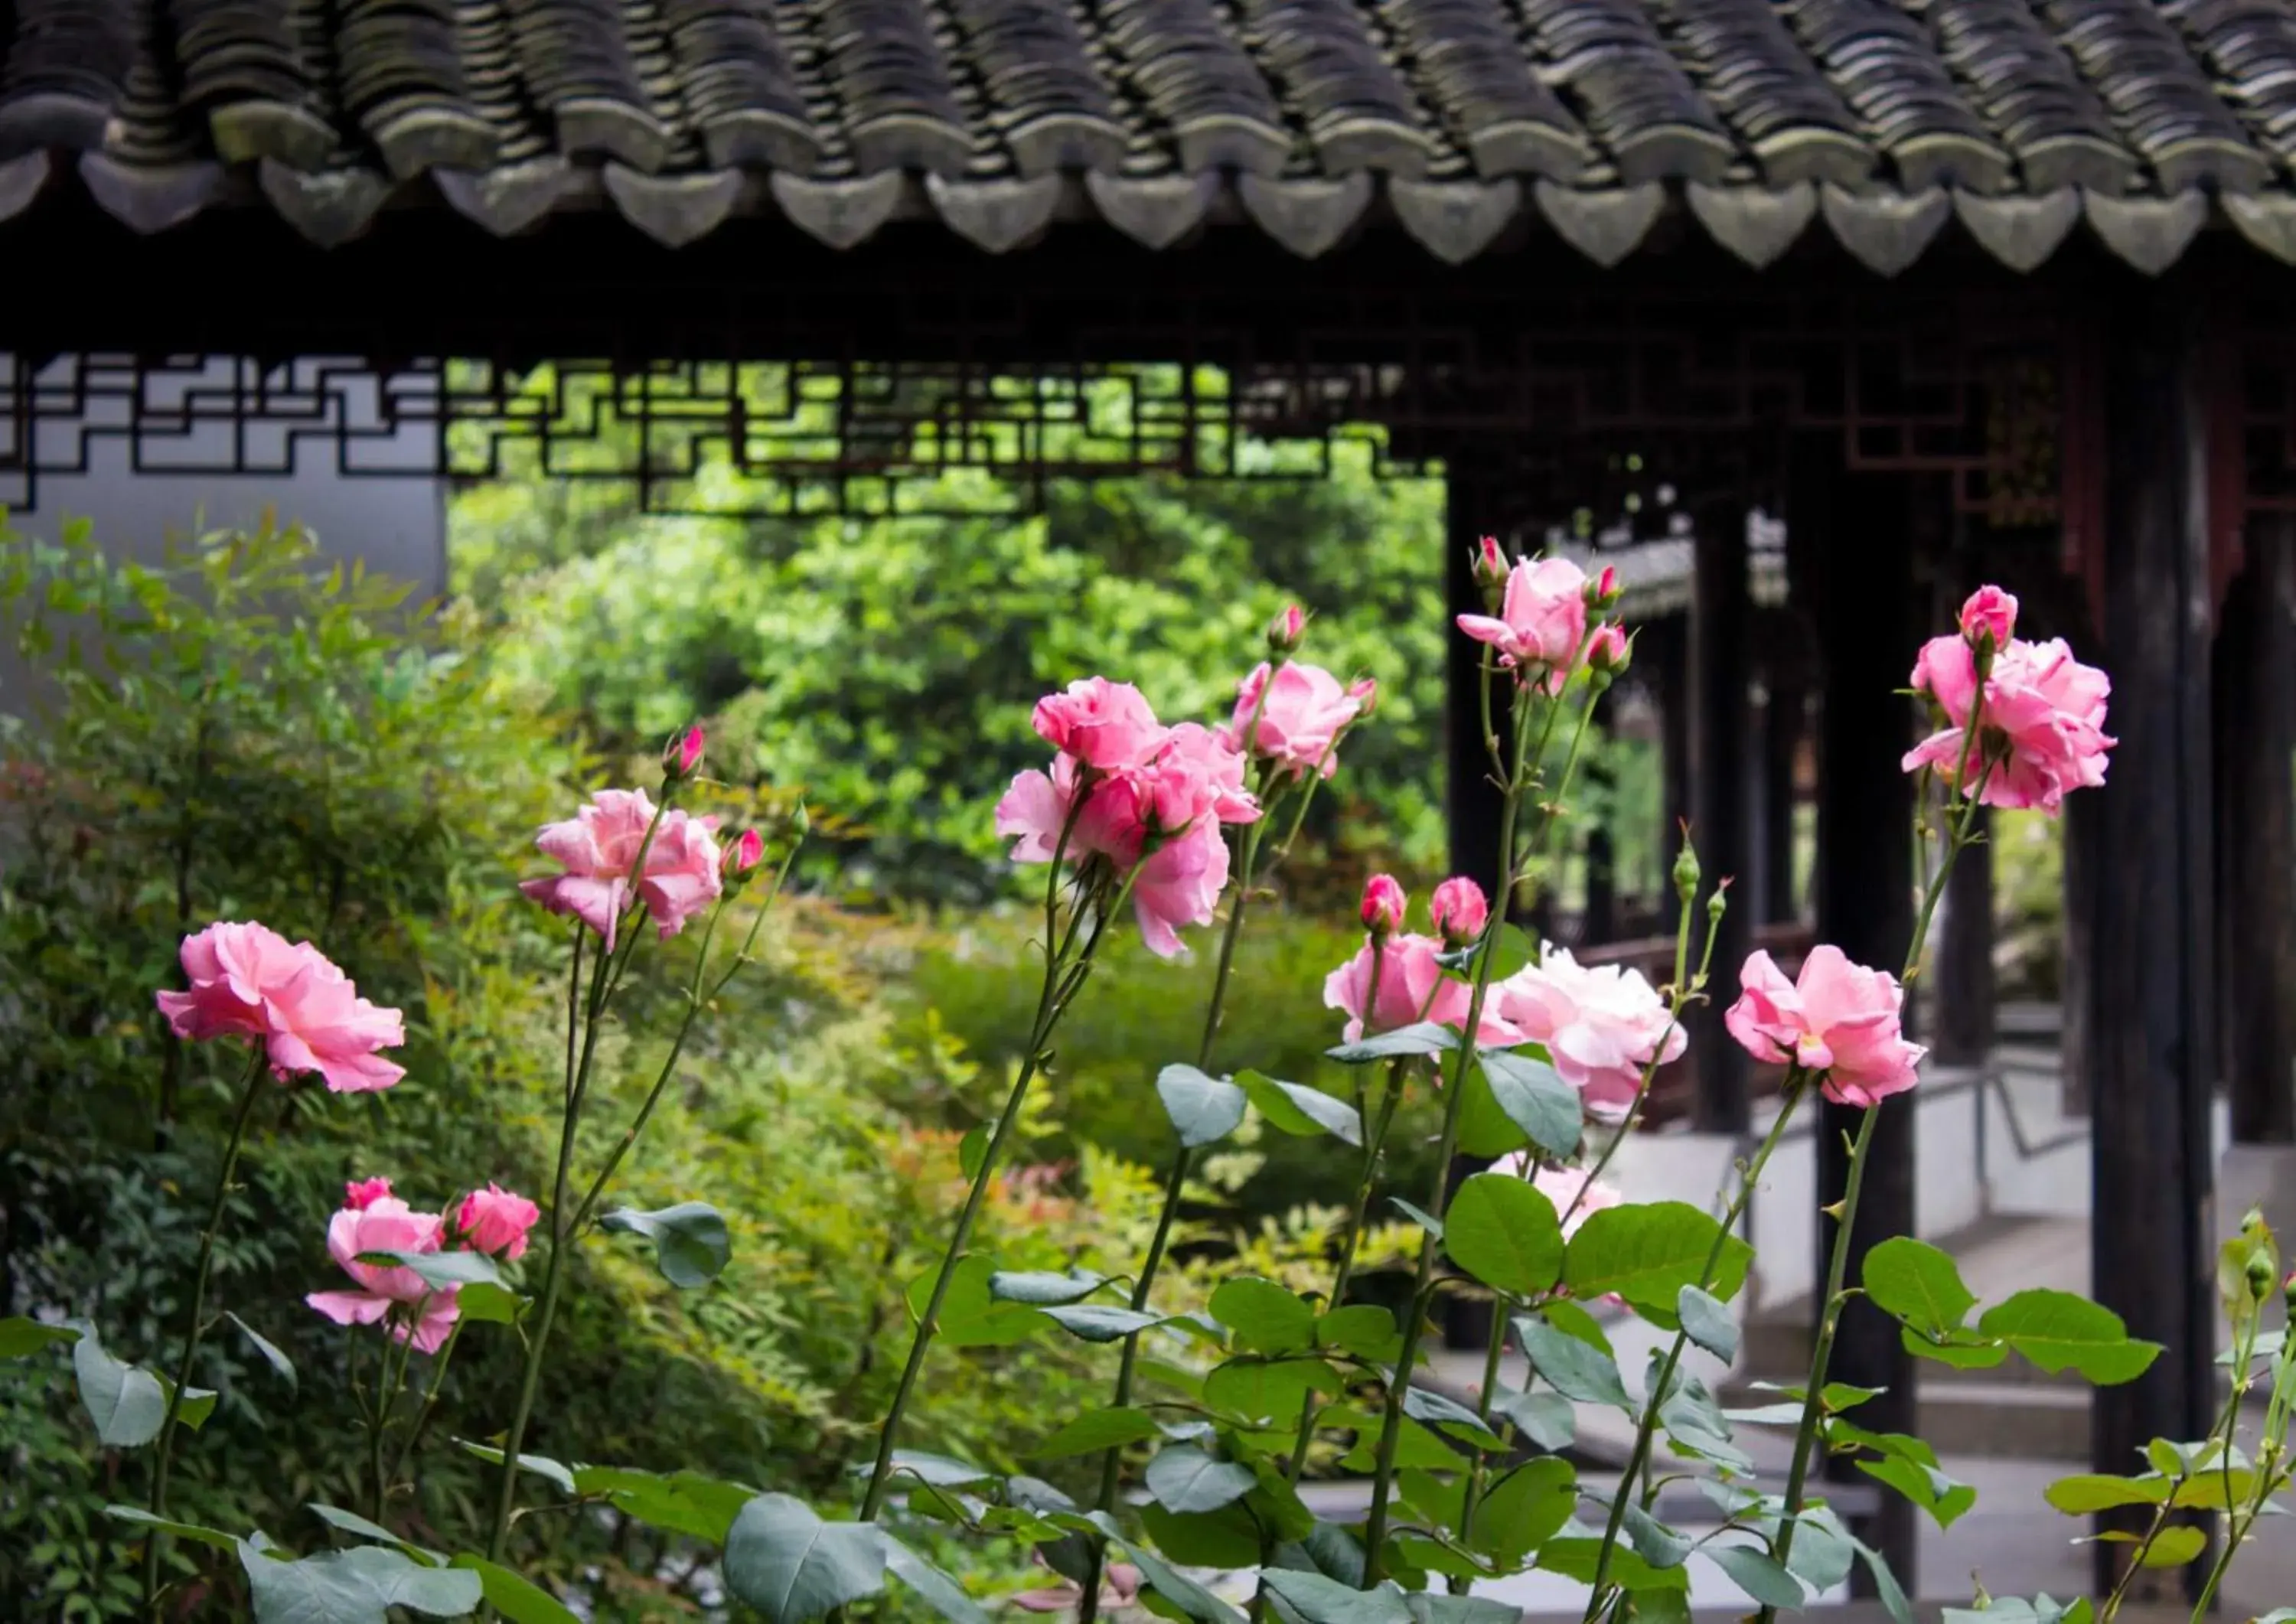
{"left": 345, "top": 1177, "right": 394, "bottom": 1211}
{"left": 1472, "top": 536, "right": 1508, "bottom": 593}
{"left": 1724, "top": 947, "right": 1925, "bottom": 1109}
{"left": 1958, "top": 585, "right": 2017, "bottom": 650}
{"left": 305, "top": 1192, "right": 461, "bottom": 1354}
{"left": 1144, "top": 723, "right": 1260, "bottom": 830}
{"left": 996, "top": 755, "right": 1083, "bottom": 863}
{"left": 1223, "top": 661, "right": 1364, "bottom": 780}
{"left": 1430, "top": 876, "right": 1489, "bottom": 944}
{"left": 457, "top": 1182, "right": 541, "bottom": 1260}
{"left": 1495, "top": 1153, "right": 1623, "bottom": 1239}
{"left": 1031, "top": 677, "right": 1166, "bottom": 771}
{"left": 724, "top": 827, "right": 766, "bottom": 879}
{"left": 520, "top": 790, "right": 724, "bottom": 947}
{"left": 1456, "top": 556, "right": 1590, "bottom": 693}
{"left": 155, "top": 922, "right": 406, "bottom": 1094}
{"left": 1348, "top": 676, "right": 1378, "bottom": 717}
{"left": 1585, "top": 623, "right": 1631, "bottom": 676}
{"left": 1269, "top": 603, "right": 1306, "bottom": 652}
{"left": 1323, "top": 933, "right": 1521, "bottom": 1046}
{"left": 666, "top": 724, "right": 706, "bottom": 780}
{"left": 1492, "top": 947, "right": 1685, "bottom": 1118}
{"left": 1130, "top": 820, "right": 1230, "bottom": 960}
{"left": 1903, "top": 637, "right": 2114, "bottom": 814}
{"left": 1587, "top": 564, "right": 1620, "bottom": 608}
{"left": 1360, "top": 873, "right": 1407, "bottom": 936}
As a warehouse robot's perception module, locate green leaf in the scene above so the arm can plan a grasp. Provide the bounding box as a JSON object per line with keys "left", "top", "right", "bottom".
{"left": 1041, "top": 1305, "right": 1167, "bottom": 1342}
{"left": 1514, "top": 1315, "right": 1631, "bottom": 1408}
{"left": 1402, "top": 1595, "right": 1518, "bottom": 1624}
{"left": 1327, "top": 1022, "right": 1458, "bottom": 1063}
{"left": 240, "top": 1541, "right": 482, "bottom": 1623}
{"left": 1471, "top": 1457, "right": 1574, "bottom": 1564}
{"left": 2171, "top": 1469, "right": 2257, "bottom": 1510}
{"left": 1158, "top": 1065, "right": 1248, "bottom": 1147}
{"left": 2043, "top": 1473, "right": 2170, "bottom": 1514}
{"left": 359, "top": 1247, "right": 507, "bottom": 1292}
{"left": 958, "top": 1127, "right": 989, "bottom": 1182}
{"left": 1203, "top": 1357, "right": 1342, "bottom": 1423}
{"left": 722, "top": 1494, "right": 888, "bottom": 1624}
{"left": 883, "top": 1534, "right": 990, "bottom": 1624}
{"left": 1856, "top": 1454, "right": 1978, "bottom": 1528}
{"left": 1782, "top": 1507, "right": 1857, "bottom": 1592}
{"left": 1901, "top": 1326, "right": 2009, "bottom": 1370}
{"left": 307, "top": 1504, "right": 445, "bottom": 1565}
{"left": 1444, "top": 1173, "right": 1565, "bottom": 1296}
{"left": 1476, "top": 1052, "right": 1582, "bottom": 1159}
{"left": 1863, "top": 1238, "right": 1977, "bottom": 1335}
{"left": 1491, "top": 1386, "right": 1574, "bottom": 1451}
{"left": 1854, "top": 1538, "right": 1916, "bottom": 1624}
{"left": 1034, "top": 1407, "right": 1163, "bottom": 1459}
{"left": 1603, "top": 1494, "right": 1691, "bottom": 1569}
{"left": 1257, "top": 1569, "right": 1411, "bottom": 1624}
{"left": 1541, "top": 1298, "right": 1613, "bottom": 1352}
{"left": 1706, "top": 1545, "right": 1805, "bottom": 1608}
{"left": 882, "top": 1451, "right": 994, "bottom": 1488}
{"left": 74, "top": 1329, "right": 168, "bottom": 1447}
{"left": 1401, "top": 1384, "right": 1505, "bottom": 1446}
{"left": 1941, "top": 1600, "right": 2085, "bottom": 1624}
{"left": 1120, "top": 1534, "right": 1246, "bottom": 1624}
{"left": 570, "top": 1465, "right": 754, "bottom": 1544}
{"left": 1388, "top": 1198, "right": 1443, "bottom": 1239}
{"left": 908, "top": 1257, "right": 1043, "bottom": 1348}
{"left": 1316, "top": 1304, "right": 1400, "bottom": 1361}
{"left": 1534, "top": 1538, "right": 1687, "bottom": 1590}
{"left": 2136, "top": 1525, "right": 2206, "bottom": 1567}
{"left": 1564, "top": 1202, "right": 1751, "bottom": 1322}
{"left": 1977, "top": 1290, "right": 2163, "bottom": 1385}
{"left": 1677, "top": 1286, "right": 1738, "bottom": 1362}
{"left": 164, "top": 1376, "right": 219, "bottom": 1433}
{"left": 1238, "top": 1071, "right": 1362, "bottom": 1146}
{"left": 1143, "top": 1502, "right": 1263, "bottom": 1567}
{"left": 101, "top": 1504, "right": 239, "bottom": 1552}
{"left": 220, "top": 1313, "right": 298, "bottom": 1387}
{"left": 456, "top": 1441, "right": 578, "bottom": 1498}
{"left": 598, "top": 1202, "right": 731, "bottom": 1289}
{"left": 0, "top": 1316, "right": 80, "bottom": 1358}
{"left": 454, "top": 1282, "right": 523, "bottom": 1326}
{"left": 450, "top": 1555, "right": 579, "bottom": 1624}
{"left": 1145, "top": 1446, "right": 1257, "bottom": 1515}
{"left": 1212, "top": 1278, "right": 1317, "bottom": 1354}
{"left": 989, "top": 1270, "right": 1110, "bottom": 1306}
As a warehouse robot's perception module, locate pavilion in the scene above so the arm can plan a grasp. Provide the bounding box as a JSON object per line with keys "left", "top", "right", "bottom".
{"left": 5, "top": 0, "right": 2294, "bottom": 1599}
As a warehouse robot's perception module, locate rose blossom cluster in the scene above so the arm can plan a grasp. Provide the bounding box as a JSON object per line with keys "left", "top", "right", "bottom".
{"left": 521, "top": 788, "right": 725, "bottom": 947}
{"left": 1219, "top": 659, "right": 1375, "bottom": 781}
{"left": 996, "top": 677, "right": 1266, "bottom": 957}
{"left": 306, "top": 1176, "right": 539, "bottom": 1353}
{"left": 155, "top": 921, "right": 406, "bottom": 1094}
{"left": 1456, "top": 549, "right": 1627, "bottom": 693}
{"left": 1903, "top": 585, "right": 2114, "bottom": 814}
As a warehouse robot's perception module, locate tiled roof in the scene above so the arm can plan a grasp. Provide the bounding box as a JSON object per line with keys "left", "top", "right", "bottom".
{"left": 8, "top": 0, "right": 2296, "bottom": 273}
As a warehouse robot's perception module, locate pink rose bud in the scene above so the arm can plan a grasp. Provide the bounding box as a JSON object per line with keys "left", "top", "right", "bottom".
{"left": 1430, "top": 876, "right": 1489, "bottom": 944}
{"left": 1586, "top": 623, "right": 1632, "bottom": 676}
{"left": 1585, "top": 564, "right": 1622, "bottom": 608}
{"left": 345, "top": 1176, "right": 394, "bottom": 1211}
{"left": 1958, "top": 585, "right": 2017, "bottom": 652}
{"left": 1472, "top": 536, "right": 1508, "bottom": 608}
{"left": 724, "top": 827, "right": 766, "bottom": 879}
{"left": 1360, "top": 873, "right": 1407, "bottom": 938}
{"left": 456, "top": 1182, "right": 542, "bottom": 1261}
{"left": 666, "top": 725, "right": 706, "bottom": 781}
{"left": 1348, "top": 676, "right": 1379, "bottom": 719}
{"left": 1268, "top": 603, "right": 1306, "bottom": 655}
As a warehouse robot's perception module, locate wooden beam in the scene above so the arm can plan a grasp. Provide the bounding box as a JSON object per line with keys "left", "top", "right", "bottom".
{"left": 2086, "top": 292, "right": 2219, "bottom": 1600}
{"left": 1810, "top": 462, "right": 1919, "bottom": 1596}
{"left": 1691, "top": 507, "right": 1752, "bottom": 1132}
{"left": 2216, "top": 515, "right": 2296, "bottom": 1144}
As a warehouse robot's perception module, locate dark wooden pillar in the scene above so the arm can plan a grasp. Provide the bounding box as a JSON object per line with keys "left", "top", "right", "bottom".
{"left": 2087, "top": 295, "right": 2218, "bottom": 1599}
{"left": 1808, "top": 453, "right": 1919, "bottom": 1595}
{"left": 2060, "top": 773, "right": 2099, "bottom": 1117}
{"left": 1582, "top": 691, "right": 1619, "bottom": 944}
{"left": 1446, "top": 474, "right": 1505, "bottom": 892}
{"left": 1649, "top": 618, "right": 1694, "bottom": 895}
{"left": 2216, "top": 516, "right": 2296, "bottom": 1143}
{"left": 1691, "top": 507, "right": 1752, "bottom": 1132}
{"left": 1761, "top": 676, "right": 1802, "bottom": 925}
{"left": 1931, "top": 807, "right": 1994, "bottom": 1068}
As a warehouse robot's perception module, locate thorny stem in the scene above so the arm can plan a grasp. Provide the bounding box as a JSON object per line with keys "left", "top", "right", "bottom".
{"left": 1757, "top": 707, "right": 1996, "bottom": 1617}
{"left": 143, "top": 1043, "right": 269, "bottom": 1616}
{"left": 386, "top": 1321, "right": 464, "bottom": 1498}
{"left": 487, "top": 794, "right": 675, "bottom": 1564}
{"left": 860, "top": 804, "right": 1127, "bottom": 1524}
{"left": 1362, "top": 669, "right": 1554, "bottom": 1586}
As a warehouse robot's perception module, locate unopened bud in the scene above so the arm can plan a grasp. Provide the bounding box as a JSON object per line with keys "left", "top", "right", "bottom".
{"left": 724, "top": 827, "right": 767, "bottom": 881}
{"left": 1585, "top": 622, "right": 1631, "bottom": 677}
{"left": 1473, "top": 536, "right": 1508, "bottom": 610}
{"left": 2248, "top": 1249, "right": 2278, "bottom": 1303}
{"left": 1707, "top": 876, "right": 1731, "bottom": 925}
{"left": 1430, "top": 876, "right": 1489, "bottom": 946}
{"left": 2285, "top": 1268, "right": 2296, "bottom": 1312}
{"left": 1672, "top": 840, "right": 1701, "bottom": 904}
{"left": 1360, "top": 873, "right": 1407, "bottom": 938}
{"left": 1584, "top": 563, "right": 1622, "bottom": 610}
{"left": 1268, "top": 603, "right": 1306, "bottom": 656}
{"left": 1347, "top": 676, "right": 1379, "bottom": 719}
{"left": 1958, "top": 585, "right": 2017, "bottom": 656}
{"left": 664, "top": 724, "right": 706, "bottom": 783}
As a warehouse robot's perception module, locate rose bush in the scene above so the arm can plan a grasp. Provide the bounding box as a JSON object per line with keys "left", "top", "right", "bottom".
{"left": 6, "top": 535, "right": 2290, "bottom": 1624}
